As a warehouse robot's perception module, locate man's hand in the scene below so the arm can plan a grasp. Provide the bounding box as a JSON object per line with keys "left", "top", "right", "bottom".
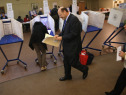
{"left": 119, "top": 51, "right": 125, "bottom": 58}
{"left": 54, "top": 35, "right": 59, "bottom": 38}
{"left": 54, "top": 35, "right": 62, "bottom": 41}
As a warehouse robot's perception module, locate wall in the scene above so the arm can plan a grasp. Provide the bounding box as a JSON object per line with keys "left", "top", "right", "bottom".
{"left": 0, "top": 0, "right": 72, "bottom": 19}
{"left": 99, "top": 0, "right": 113, "bottom": 8}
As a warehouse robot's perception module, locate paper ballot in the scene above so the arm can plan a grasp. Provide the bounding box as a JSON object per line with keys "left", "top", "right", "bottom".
{"left": 116, "top": 46, "right": 122, "bottom": 61}
{"left": 42, "top": 34, "right": 60, "bottom": 47}
{"left": 108, "top": 9, "right": 123, "bottom": 27}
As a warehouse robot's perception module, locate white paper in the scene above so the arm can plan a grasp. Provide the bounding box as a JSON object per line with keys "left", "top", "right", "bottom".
{"left": 88, "top": 11, "right": 105, "bottom": 29}
{"left": 72, "top": 4, "right": 78, "bottom": 14}
{"left": 80, "top": 12, "right": 89, "bottom": 32}
{"left": 48, "top": 30, "right": 51, "bottom": 34}
{"left": 43, "top": 6, "right": 50, "bottom": 15}
{"left": 116, "top": 46, "right": 122, "bottom": 61}
{"left": 7, "top": 10, "right": 14, "bottom": 19}
{"left": 3, "top": 23, "right": 13, "bottom": 35}
{"left": 43, "top": 0, "right": 48, "bottom": 7}
{"left": 108, "top": 8, "right": 123, "bottom": 27}
{"left": 7, "top": 3, "right": 13, "bottom": 11}
{"left": 73, "top": 0, "right": 77, "bottom": 4}
{"left": 11, "top": 19, "right": 24, "bottom": 40}
{"left": 43, "top": 0, "right": 50, "bottom": 15}
{"left": 42, "top": 34, "right": 60, "bottom": 47}
{"left": 0, "top": 20, "right": 4, "bottom": 40}
{"left": 59, "top": 18, "right": 64, "bottom": 32}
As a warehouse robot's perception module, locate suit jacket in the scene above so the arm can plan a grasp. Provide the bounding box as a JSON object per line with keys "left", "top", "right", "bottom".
{"left": 59, "top": 14, "right": 82, "bottom": 64}
{"left": 29, "top": 23, "right": 48, "bottom": 50}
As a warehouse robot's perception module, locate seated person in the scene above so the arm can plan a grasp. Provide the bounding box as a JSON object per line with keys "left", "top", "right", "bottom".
{"left": 1, "top": 12, "right": 8, "bottom": 19}
{"left": 31, "top": 15, "right": 35, "bottom": 20}
{"left": 24, "top": 15, "right": 30, "bottom": 22}
{"left": 24, "top": 15, "right": 30, "bottom": 31}
{"left": 29, "top": 22, "right": 48, "bottom": 71}
{"left": 16, "top": 16, "right": 23, "bottom": 23}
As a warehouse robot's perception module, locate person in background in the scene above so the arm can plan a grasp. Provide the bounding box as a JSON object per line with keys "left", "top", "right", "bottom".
{"left": 24, "top": 15, "right": 30, "bottom": 22}
{"left": 24, "top": 15, "right": 30, "bottom": 31}
{"left": 16, "top": 16, "right": 23, "bottom": 23}
{"left": 1, "top": 12, "right": 8, "bottom": 19}
{"left": 38, "top": 8, "right": 43, "bottom": 15}
{"left": 69, "top": 5, "right": 72, "bottom": 12}
{"left": 29, "top": 22, "right": 48, "bottom": 71}
{"left": 31, "top": 15, "right": 35, "bottom": 19}
{"left": 51, "top": 5, "right": 59, "bottom": 32}
{"left": 105, "top": 25, "right": 126, "bottom": 95}
{"left": 54, "top": 7, "right": 89, "bottom": 81}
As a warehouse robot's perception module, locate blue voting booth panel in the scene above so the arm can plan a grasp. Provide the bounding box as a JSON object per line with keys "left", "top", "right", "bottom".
{"left": 103, "top": 23, "right": 125, "bottom": 50}
{"left": 0, "top": 34, "right": 23, "bottom": 45}
{"left": 0, "top": 35, "right": 27, "bottom": 74}
{"left": 82, "top": 25, "right": 102, "bottom": 53}
{"left": 86, "top": 25, "right": 101, "bottom": 33}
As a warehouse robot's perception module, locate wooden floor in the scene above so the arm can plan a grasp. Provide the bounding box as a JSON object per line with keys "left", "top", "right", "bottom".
{"left": 0, "top": 20, "right": 125, "bottom": 83}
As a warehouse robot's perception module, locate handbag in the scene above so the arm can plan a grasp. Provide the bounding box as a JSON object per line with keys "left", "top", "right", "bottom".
{"left": 79, "top": 50, "right": 94, "bottom": 65}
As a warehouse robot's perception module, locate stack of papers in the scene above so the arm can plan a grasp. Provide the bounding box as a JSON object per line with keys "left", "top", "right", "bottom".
{"left": 42, "top": 34, "right": 61, "bottom": 47}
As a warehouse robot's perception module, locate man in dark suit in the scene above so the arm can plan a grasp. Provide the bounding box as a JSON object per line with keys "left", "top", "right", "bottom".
{"left": 54, "top": 7, "right": 89, "bottom": 81}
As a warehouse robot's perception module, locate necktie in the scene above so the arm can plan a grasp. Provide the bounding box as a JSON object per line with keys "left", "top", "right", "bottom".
{"left": 62, "top": 20, "right": 66, "bottom": 31}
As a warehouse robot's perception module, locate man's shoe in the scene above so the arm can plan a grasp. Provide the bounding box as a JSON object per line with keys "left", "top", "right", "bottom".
{"left": 41, "top": 66, "right": 46, "bottom": 71}
{"left": 105, "top": 91, "right": 114, "bottom": 95}
{"left": 83, "top": 67, "right": 89, "bottom": 79}
{"left": 105, "top": 92, "right": 110, "bottom": 95}
{"left": 59, "top": 76, "right": 72, "bottom": 81}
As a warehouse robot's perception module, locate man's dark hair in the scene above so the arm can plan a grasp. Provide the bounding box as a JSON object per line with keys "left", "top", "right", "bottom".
{"left": 54, "top": 5, "right": 57, "bottom": 8}
{"left": 61, "top": 8, "right": 68, "bottom": 12}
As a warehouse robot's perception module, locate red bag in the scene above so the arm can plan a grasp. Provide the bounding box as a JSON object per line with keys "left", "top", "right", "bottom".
{"left": 79, "top": 50, "right": 88, "bottom": 65}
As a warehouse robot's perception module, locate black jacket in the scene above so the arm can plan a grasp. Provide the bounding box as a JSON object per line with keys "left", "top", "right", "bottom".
{"left": 29, "top": 22, "right": 48, "bottom": 50}
{"left": 59, "top": 14, "right": 82, "bottom": 64}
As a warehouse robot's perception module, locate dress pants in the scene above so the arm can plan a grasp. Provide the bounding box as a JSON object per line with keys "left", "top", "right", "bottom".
{"left": 33, "top": 43, "right": 47, "bottom": 67}
{"left": 63, "top": 55, "right": 87, "bottom": 77}
{"left": 112, "top": 68, "right": 126, "bottom": 95}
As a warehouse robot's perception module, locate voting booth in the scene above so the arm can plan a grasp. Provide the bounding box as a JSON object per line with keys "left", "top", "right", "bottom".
{"left": 0, "top": 19, "right": 27, "bottom": 74}
{"left": 103, "top": 8, "right": 126, "bottom": 51}
{"left": 81, "top": 11, "right": 105, "bottom": 54}
{"left": 58, "top": 11, "right": 105, "bottom": 55}
{"left": 30, "top": 15, "right": 57, "bottom": 63}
